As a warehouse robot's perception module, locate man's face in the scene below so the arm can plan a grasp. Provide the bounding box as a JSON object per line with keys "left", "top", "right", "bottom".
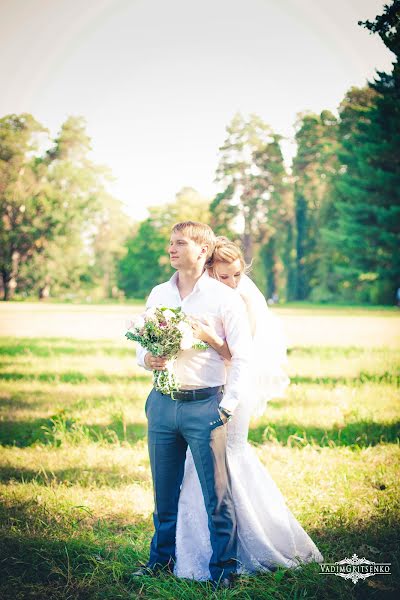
{"left": 168, "top": 231, "right": 207, "bottom": 270}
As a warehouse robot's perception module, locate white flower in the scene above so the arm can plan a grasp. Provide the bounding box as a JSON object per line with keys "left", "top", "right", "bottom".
{"left": 133, "top": 314, "right": 145, "bottom": 329}
{"left": 177, "top": 321, "right": 191, "bottom": 334}
{"left": 126, "top": 314, "right": 146, "bottom": 331}
{"left": 180, "top": 330, "right": 194, "bottom": 350}
{"left": 125, "top": 319, "right": 135, "bottom": 330}
{"left": 178, "top": 321, "right": 194, "bottom": 350}
{"left": 163, "top": 309, "right": 175, "bottom": 322}
{"left": 145, "top": 306, "right": 158, "bottom": 322}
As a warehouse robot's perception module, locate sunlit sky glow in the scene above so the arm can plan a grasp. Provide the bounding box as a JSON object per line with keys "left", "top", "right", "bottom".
{"left": 0, "top": 0, "right": 394, "bottom": 220}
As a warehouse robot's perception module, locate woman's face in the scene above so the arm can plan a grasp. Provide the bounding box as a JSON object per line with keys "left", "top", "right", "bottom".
{"left": 211, "top": 258, "right": 243, "bottom": 289}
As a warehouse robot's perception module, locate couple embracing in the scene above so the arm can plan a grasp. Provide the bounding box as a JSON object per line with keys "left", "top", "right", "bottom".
{"left": 132, "top": 221, "right": 323, "bottom": 589}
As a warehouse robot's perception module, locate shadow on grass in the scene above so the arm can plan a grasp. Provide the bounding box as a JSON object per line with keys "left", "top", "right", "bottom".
{"left": 0, "top": 417, "right": 50, "bottom": 446}
{"left": 0, "top": 514, "right": 398, "bottom": 600}
{"left": 0, "top": 393, "right": 44, "bottom": 410}
{"left": 0, "top": 388, "right": 148, "bottom": 415}
{"left": 1, "top": 370, "right": 398, "bottom": 386}
{"left": 2, "top": 338, "right": 397, "bottom": 359}
{"left": 0, "top": 339, "right": 132, "bottom": 358}
{"left": 248, "top": 420, "right": 400, "bottom": 448}
{"left": 1, "top": 415, "right": 399, "bottom": 449}
{"left": 0, "top": 464, "right": 150, "bottom": 487}
{"left": 290, "top": 373, "right": 399, "bottom": 386}
{"left": 0, "top": 372, "right": 151, "bottom": 384}
{"left": 0, "top": 418, "right": 147, "bottom": 447}
{"left": 0, "top": 532, "right": 144, "bottom": 585}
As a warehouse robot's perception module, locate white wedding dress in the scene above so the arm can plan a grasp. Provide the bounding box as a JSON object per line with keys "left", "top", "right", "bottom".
{"left": 174, "top": 275, "right": 323, "bottom": 580}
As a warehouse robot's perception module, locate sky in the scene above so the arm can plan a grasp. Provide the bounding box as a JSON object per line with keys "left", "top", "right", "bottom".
{"left": 0, "top": 0, "right": 395, "bottom": 220}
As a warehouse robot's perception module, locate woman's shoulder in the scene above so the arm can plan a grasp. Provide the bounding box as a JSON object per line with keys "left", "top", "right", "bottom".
{"left": 204, "top": 273, "right": 236, "bottom": 296}
{"left": 238, "top": 275, "right": 267, "bottom": 305}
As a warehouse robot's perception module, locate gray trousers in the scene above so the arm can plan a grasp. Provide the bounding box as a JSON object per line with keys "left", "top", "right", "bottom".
{"left": 145, "top": 387, "right": 237, "bottom": 581}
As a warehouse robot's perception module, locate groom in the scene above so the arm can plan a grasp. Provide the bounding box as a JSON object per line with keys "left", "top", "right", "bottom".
{"left": 134, "top": 221, "right": 251, "bottom": 587}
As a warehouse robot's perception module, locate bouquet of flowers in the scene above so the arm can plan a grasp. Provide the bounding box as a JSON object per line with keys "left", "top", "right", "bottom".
{"left": 125, "top": 306, "right": 208, "bottom": 394}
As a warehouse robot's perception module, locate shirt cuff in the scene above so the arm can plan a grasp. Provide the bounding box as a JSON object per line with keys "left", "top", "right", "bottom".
{"left": 219, "top": 393, "right": 239, "bottom": 414}
{"left": 136, "top": 344, "right": 151, "bottom": 370}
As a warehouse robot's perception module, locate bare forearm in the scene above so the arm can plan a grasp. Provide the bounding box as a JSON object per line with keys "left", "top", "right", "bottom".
{"left": 206, "top": 333, "right": 232, "bottom": 361}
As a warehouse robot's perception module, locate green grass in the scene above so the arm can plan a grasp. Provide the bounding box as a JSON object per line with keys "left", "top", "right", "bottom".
{"left": 0, "top": 325, "right": 399, "bottom": 599}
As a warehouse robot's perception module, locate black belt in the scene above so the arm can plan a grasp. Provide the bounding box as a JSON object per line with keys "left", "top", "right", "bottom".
{"left": 167, "top": 386, "right": 223, "bottom": 401}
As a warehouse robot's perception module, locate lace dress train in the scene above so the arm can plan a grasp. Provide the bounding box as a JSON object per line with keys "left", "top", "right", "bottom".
{"left": 175, "top": 274, "right": 323, "bottom": 579}
{"left": 174, "top": 403, "right": 323, "bottom": 580}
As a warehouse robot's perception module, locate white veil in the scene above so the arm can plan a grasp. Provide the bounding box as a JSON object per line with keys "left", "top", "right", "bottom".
{"left": 237, "top": 274, "right": 290, "bottom": 416}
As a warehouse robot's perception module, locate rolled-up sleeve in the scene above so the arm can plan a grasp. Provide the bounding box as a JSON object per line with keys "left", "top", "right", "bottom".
{"left": 219, "top": 293, "right": 252, "bottom": 413}
{"left": 136, "top": 342, "right": 150, "bottom": 370}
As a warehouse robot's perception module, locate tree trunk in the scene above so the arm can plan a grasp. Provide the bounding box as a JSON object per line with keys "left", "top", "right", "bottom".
{"left": 284, "top": 220, "right": 297, "bottom": 301}
{"left": 242, "top": 205, "right": 254, "bottom": 265}
{"left": 242, "top": 231, "right": 253, "bottom": 265}
{"left": 295, "top": 194, "right": 307, "bottom": 300}
{"left": 1, "top": 270, "right": 10, "bottom": 301}
{"left": 38, "top": 274, "right": 51, "bottom": 300}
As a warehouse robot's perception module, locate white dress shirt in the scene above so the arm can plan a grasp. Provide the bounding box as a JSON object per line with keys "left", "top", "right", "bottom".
{"left": 136, "top": 270, "right": 252, "bottom": 413}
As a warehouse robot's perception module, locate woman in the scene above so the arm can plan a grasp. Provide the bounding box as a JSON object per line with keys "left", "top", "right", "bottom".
{"left": 174, "top": 237, "right": 323, "bottom": 580}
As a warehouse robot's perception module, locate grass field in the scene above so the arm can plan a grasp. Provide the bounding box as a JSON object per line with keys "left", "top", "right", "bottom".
{"left": 0, "top": 304, "right": 399, "bottom": 599}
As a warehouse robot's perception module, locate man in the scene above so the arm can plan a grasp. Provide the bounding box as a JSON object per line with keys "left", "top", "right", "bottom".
{"left": 133, "top": 221, "right": 251, "bottom": 588}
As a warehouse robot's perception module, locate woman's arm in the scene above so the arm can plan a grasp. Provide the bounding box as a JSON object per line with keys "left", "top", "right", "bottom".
{"left": 190, "top": 318, "right": 232, "bottom": 361}
{"left": 207, "top": 336, "right": 232, "bottom": 361}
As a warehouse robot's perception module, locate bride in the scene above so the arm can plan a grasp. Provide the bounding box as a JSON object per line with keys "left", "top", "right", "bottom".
{"left": 174, "top": 237, "right": 323, "bottom": 580}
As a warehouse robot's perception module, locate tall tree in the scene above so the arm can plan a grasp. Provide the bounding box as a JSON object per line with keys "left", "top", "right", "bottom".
{"left": 253, "top": 135, "right": 295, "bottom": 299}
{"left": 0, "top": 114, "right": 110, "bottom": 300}
{"left": 0, "top": 114, "right": 51, "bottom": 300}
{"left": 292, "top": 110, "right": 339, "bottom": 300}
{"left": 18, "top": 231, "right": 92, "bottom": 300}
{"left": 321, "top": 87, "right": 378, "bottom": 301}
{"left": 211, "top": 113, "right": 275, "bottom": 263}
{"left": 211, "top": 113, "right": 293, "bottom": 298}
{"left": 325, "top": 1, "right": 400, "bottom": 303}
{"left": 91, "top": 194, "right": 132, "bottom": 299}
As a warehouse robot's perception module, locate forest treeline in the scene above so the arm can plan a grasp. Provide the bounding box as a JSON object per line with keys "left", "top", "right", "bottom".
{"left": 1, "top": 2, "right": 399, "bottom": 304}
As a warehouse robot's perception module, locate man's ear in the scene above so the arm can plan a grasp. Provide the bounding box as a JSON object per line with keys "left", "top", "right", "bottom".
{"left": 199, "top": 244, "right": 208, "bottom": 258}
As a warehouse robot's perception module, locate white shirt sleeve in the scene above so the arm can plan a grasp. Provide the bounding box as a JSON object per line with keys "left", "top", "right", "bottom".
{"left": 136, "top": 341, "right": 150, "bottom": 370}
{"left": 136, "top": 288, "right": 157, "bottom": 370}
{"left": 219, "top": 292, "right": 252, "bottom": 413}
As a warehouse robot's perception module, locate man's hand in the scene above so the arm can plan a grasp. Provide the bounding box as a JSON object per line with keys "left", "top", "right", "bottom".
{"left": 144, "top": 352, "right": 168, "bottom": 370}
{"left": 218, "top": 409, "right": 229, "bottom": 424}
{"left": 218, "top": 406, "right": 234, "bottom": 424}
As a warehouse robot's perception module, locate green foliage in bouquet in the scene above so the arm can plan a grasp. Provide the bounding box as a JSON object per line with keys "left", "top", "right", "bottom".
{"left": 125, "top": 306, "right": 208, "bottom": 394}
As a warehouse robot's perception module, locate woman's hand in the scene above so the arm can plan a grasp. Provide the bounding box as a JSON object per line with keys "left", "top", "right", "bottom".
{"left": 190, "top": 316, "right": 232, "bottom": 361}
{"left": 190, "top": 316, "right": 216, "bottom": 345}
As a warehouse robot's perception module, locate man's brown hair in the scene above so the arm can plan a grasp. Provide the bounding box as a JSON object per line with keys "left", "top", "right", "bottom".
{"left": 171, "top": 221, "right": 216, "bottom": 260}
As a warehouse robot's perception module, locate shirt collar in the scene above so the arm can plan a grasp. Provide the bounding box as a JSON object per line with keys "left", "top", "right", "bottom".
{"left": 169, "top": 269, "right": 210, "bottom": 293}
{"left": 194, "top": 270, "right": 212, "bottom": 291}
{"left": 169, "top": 271, "right": 179, "bottom": 288}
